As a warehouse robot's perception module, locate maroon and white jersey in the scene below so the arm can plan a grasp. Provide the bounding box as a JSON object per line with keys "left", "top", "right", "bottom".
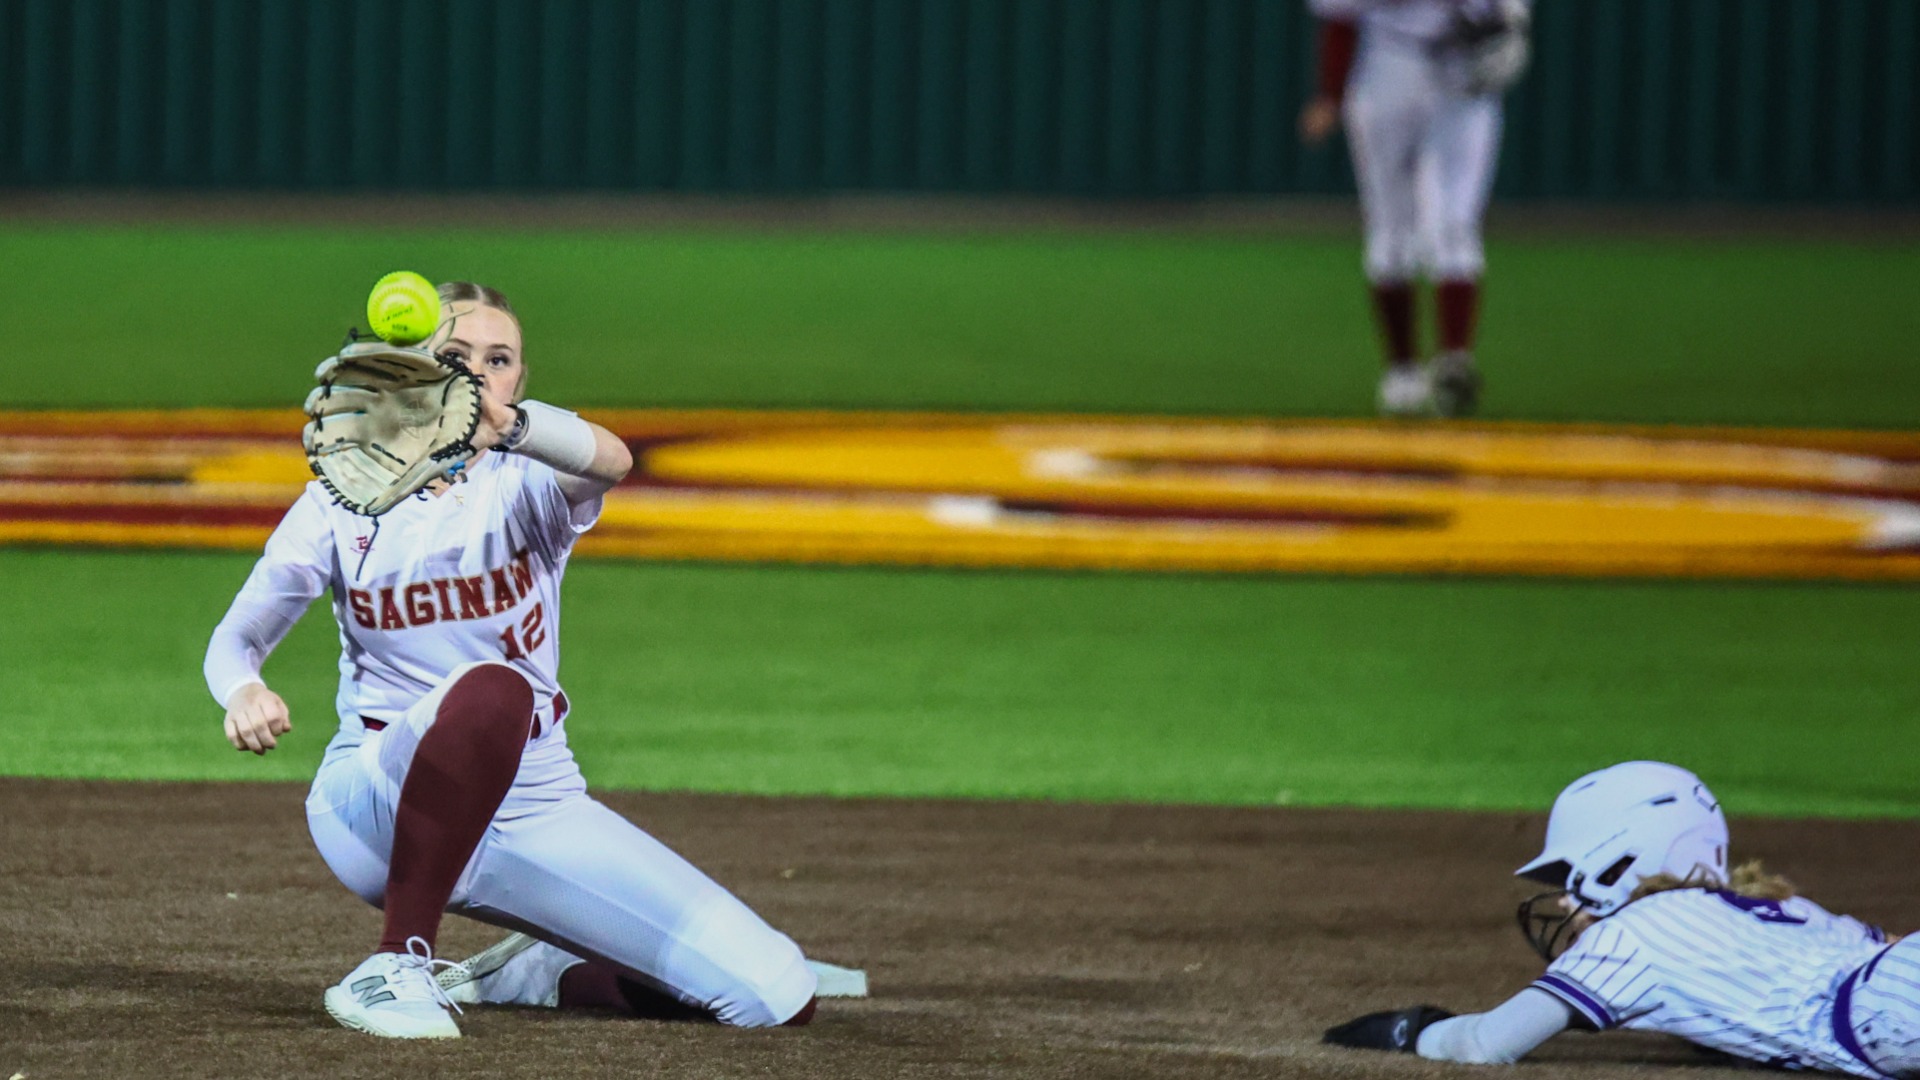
{"left": 205, "top": 450, "right": 600, "bottom": 729}
{"left": 207, "top": 419, "right": 819, "bottom": 1028}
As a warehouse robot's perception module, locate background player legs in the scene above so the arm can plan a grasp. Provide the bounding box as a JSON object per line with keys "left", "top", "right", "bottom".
{"left": 456, "top": 793, "right": 818, "bottom": 1028}
{"left": 1346, "top": 54, "right": 1439, "bottom": 417}
{"left": 1370, "top": 281, "right": 1420, "bottom": 370}
{"left": 1436, "top": 279, "right": 1479, "bottom": 358}
{"left": 1419, "top": 94, "right": 1504, "bottom": 417}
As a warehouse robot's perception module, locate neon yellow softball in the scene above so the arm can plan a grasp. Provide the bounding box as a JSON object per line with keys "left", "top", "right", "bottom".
{"left": 365, "top": 271, "right": 442, "bottom": 346}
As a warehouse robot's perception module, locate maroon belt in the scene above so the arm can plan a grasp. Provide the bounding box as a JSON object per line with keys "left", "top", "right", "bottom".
{"left": 362, "top": 689, "right": 569, "bottom": 738}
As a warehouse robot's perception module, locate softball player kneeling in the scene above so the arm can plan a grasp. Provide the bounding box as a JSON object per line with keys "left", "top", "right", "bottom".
{"left": 205, "top": 282, "right": 827, "bottom": 1039}
{"left": 1326, "top": 761, "right": 1916, "bottom": 1077}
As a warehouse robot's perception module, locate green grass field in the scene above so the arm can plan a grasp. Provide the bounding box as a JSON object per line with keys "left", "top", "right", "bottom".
{"left": 5, "top": 224, "right": 1918, "bottom": 425}
{"left": 3, "top": 221, "right": 1916, "bottom": 817}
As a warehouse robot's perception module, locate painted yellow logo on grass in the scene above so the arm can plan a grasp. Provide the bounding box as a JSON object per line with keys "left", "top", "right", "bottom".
{"left": 2, "top": 409, "right": 1918, "bottom": 580}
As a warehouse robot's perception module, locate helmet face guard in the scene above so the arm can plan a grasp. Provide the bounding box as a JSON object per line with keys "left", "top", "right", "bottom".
{"left": 1517, "top": 890, "right": 1582, "bottom": 962}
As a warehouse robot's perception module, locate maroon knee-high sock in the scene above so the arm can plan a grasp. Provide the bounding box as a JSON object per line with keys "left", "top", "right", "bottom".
{"left": 377, "top": 666, "right": 534, "bottom": 954}
{"left": 1436, "top": 278, "right": 1481, "bottom": 353}
{"left": 784, "top": 997, "right": 819, "bottom": 1027}
{"left": 1369, "top": 281, "right": 1418, "bottom": 365}
{"left": 558, "top": 963, "right": 713, "bottom": 1022}
{"left": 559, "top": 963, "right": 636, "bottom": 1012}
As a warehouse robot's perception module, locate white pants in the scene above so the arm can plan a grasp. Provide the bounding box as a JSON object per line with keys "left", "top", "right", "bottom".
{"left": 304, "top": 662, "right": 818, "bottom": 1027}
{"left": 1345, "top": 39, "right": 1503, "bottom": 284}
{"left": 1848, "top": 937, "right": 1920, "bottom": 1078}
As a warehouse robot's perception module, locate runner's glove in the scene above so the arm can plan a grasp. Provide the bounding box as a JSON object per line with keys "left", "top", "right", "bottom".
{"left": 1323, "top": 1005, "right": 1457, "bottom": 1053}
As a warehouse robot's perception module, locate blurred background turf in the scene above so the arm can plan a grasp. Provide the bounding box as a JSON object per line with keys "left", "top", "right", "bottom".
{"left": 5, "top": 548, "right": 1915, "bottom": 817}
{"left": 4, "top": 224, "right": 1917, "bottom": 427}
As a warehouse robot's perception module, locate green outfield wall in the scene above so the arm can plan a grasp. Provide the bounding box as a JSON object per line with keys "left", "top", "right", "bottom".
{"left": 1, "top": 0, "right": 1914, "bottom": 201}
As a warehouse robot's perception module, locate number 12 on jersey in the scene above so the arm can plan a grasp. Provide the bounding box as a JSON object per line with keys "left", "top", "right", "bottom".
{"left": 498, "top": 602, "right": 547, "bottom": 660}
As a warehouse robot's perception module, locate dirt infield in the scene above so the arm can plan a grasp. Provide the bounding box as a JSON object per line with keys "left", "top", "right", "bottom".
{"left": 2, "top": 779, "right": 1915, "bottom": 1079}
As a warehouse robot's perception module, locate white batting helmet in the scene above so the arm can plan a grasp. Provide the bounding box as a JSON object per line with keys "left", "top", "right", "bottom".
{"left": 1516, "top": 761, "right": 1728, "bottom": 917}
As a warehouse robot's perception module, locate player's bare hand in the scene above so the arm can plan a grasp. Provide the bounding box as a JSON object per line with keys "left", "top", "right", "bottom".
{"left": 1299, "top": 97, "right": 1341, "bottom": 144}
{"left": 224, "top": 682, "right": 291, "bottom": 755}
{"left": 470, "top": 395, "right": 520, "bottom": 452}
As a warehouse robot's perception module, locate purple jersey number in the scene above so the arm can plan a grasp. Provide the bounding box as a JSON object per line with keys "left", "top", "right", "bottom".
{"left": 1713, "top": 891, "right": 1808, "bottom": 925}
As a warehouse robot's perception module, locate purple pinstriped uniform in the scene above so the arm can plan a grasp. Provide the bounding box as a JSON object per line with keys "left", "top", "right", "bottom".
{"left": 1533, "top": 888, "right": 1919, "bottom": 1078}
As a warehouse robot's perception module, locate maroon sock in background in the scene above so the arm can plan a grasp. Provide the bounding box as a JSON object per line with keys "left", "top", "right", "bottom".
{"left": 1436, "top": 278, "right": 1481, "bottom": 353}
{"left": 1369, "top": 281, "right": 1418, "bottom": 365}
{"left": 377, "top": 666, "right": 534, "bottom": 955}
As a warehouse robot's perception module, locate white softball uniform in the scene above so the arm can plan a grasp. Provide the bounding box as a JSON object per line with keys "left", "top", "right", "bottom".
{"left": 204, "top": 448, "right": 818, "bottom": 1027}
{"left": 1420, "top": 889, "right": 1916, "bottom": 1077}
{"left": 1311, "top": 0, "right": 1518, "bottom": 283}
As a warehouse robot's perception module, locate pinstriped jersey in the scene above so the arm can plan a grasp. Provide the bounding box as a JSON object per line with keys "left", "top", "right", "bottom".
{"left": 1533, "top": 889, "right": 1890, "bottom": 1077}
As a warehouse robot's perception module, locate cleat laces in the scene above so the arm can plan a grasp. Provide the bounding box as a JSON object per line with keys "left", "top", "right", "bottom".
{"left": 397, "top": 935, "right": 465, "bottom": 1016}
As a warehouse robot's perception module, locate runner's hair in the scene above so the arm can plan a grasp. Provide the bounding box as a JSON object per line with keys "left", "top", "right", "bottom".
{"left": 1632, "top": 859, "right": 1796, "bottom": 902}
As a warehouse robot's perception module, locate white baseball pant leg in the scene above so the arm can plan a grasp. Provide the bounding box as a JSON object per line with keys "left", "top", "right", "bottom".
{"left": 1345, "top": 42, "right": 1434, "bottom": 285}
{"left": 454, "top": 794, "right": 817, "bottom": 1027}
{"left": 1345, "top": 41, "right": 1503, "bottom": 284}
{"left": 305, "top": 661, "right": 817, "bottom": 1028}
{"left": 304, "top": 661, "right": 512, "bottom": 903}
{"left": 1420, "top": 91, "right": 1503, "bottom": 281}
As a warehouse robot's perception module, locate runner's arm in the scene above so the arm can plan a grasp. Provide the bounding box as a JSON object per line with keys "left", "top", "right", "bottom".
{"left": 1416, "top": 989, "right": 1574, "bottom": 1064}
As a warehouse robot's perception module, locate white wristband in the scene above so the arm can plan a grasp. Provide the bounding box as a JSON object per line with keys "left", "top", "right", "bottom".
{"left": 506, "top": 401, "right": 598, "bottom": 476}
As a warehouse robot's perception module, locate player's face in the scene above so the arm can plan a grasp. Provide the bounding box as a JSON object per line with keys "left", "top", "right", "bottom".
{"left": 434, "top": 302, "right": 526, "bottom": 408}
{"left": 1549, "top": 895, "right": 1598, "bottom": 945}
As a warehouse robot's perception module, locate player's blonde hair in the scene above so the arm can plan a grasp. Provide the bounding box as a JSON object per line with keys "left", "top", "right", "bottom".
{"left": 437, "top": 281, "right": 517, "bottom": 323}
{"left": 1631, "top": 859, "right": 1796, "bottom": 902}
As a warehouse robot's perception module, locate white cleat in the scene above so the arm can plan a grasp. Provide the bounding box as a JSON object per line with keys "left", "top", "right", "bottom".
{"left": 437, "top": 931, "right": 542, "bottom": 1006}
{"left": 807, "top": 959, "right": 870, "bottom": 999}
{"left": 1377, "top": 363, "right": 1435, "bottom": 417}
{"left": 323, "top": 936, "right": 463, "bottom": 1039}
{"left": 1430, "top": 350, "right": 1483, "bottom": 418}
